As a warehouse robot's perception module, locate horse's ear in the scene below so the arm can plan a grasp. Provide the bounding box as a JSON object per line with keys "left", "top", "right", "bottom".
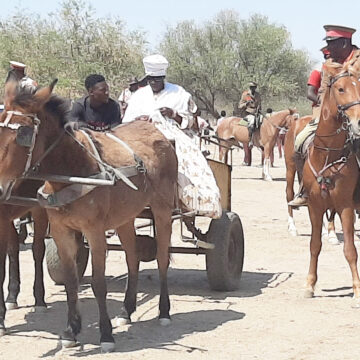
{"left": 32, "top": 79, "right": 58, "bottom": 111}
{"left": 4, "top": 80, "right": 17, "bottom": 110}
{"left": 288, "top": 108, "right": 297, "bottom": 115}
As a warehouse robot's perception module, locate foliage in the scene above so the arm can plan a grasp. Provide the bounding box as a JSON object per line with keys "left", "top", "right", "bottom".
{"left": 160, "top": 11, "right": 312, "bottom": 118}
{"left": 0, "top": 0, "right": 147, "bottom": 99}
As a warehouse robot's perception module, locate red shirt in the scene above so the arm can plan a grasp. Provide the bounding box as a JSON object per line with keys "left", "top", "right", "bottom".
{"left": 307, "top": 69, "right": 321, "bottom": 93}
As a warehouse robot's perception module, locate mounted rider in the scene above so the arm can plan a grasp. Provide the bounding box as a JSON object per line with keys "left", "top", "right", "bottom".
{"left": 238, "top": 81, "right": 262, "bottom": 145}
{"left": 289, "top": 24, "right": 359, "bottom": 207}
{"left": 5, "top": 61, "right": 38, "bottom": 93}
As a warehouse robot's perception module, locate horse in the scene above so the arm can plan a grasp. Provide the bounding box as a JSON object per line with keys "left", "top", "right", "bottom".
{"left": 217, "top": 109, "right": 297, "bottom": 180}
{"left": 301, "top": 62, "right": 360, "bottom": 302}
{"left": 0, "top": 79, "right": 178, "bottom": 351}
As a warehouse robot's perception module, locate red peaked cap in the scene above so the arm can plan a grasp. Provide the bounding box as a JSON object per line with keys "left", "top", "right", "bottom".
{"left": 323, "top": 25, "right": 356, "bottom": 41}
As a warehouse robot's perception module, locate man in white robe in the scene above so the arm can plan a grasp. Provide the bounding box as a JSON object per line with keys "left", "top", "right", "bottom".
{"left": 123, "top": 54, "right": 221, "bottom": 218}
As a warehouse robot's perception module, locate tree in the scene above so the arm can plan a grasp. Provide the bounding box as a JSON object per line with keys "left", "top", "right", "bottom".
{"left": 160, "top": 11, "right": 312, "bottom": 118}
{"left": 0, "top": 0, "right": 146, "bottom": 99}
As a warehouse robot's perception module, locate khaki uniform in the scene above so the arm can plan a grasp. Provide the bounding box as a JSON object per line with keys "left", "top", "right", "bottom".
{"left": 238, "top": 89, "right": 262, "bottom": 130}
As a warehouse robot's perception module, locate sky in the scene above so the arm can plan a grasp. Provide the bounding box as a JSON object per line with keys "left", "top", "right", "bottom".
{"left": 2, "top": 0, "right": 360, "bottom": 65}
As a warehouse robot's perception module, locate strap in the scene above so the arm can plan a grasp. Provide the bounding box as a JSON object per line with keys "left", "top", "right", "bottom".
{"left": 80, "top": 130, "right": 106, "bottom": 174}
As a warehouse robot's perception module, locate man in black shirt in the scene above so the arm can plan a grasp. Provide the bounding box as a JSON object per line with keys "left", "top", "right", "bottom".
{"left": 70, "top": 74, "right": 121, "bottom": 131}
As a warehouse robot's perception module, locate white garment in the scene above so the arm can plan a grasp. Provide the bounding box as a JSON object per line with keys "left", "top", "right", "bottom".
{"left": 197, "top": 116, "right": 209, "bottom": 130}
{"left": 217, "top": 117, "right": 225, "bottom": 126}
{"left": 123, "top": 82, "right": 194, "bottom": 129}
{"left": 118, "top": 88, "right": 132, "bottom": 103}
{"left": 151, "top": 111, "right": 222, "bottom": 218}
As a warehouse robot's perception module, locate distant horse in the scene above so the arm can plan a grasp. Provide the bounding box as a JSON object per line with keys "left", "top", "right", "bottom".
{"left": 217, "top": 109, "right": 297, "bottom": 180}
{"left": 301, "top": 62, "right": 360, "bottom": 302}
{"left": 284, "top": 114, "right": 339, "bottom": 241}
{"left": 0, "top": 79, "right": 178, "bottom": 351}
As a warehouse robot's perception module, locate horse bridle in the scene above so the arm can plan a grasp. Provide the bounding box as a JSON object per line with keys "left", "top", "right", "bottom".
{"left": 0, "top": 110, "right": 40, "bottom": 176}
{"left": 308, "top": 71, "right": 360, "bottom": 191}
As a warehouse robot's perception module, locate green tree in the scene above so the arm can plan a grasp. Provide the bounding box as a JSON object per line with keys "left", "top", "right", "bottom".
{"left": 160, "top": 11, "right": 312, "bottom": 118}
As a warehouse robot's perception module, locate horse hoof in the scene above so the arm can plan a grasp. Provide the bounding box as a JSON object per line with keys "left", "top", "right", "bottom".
{"left": 116, "top": 317, "right": 130, "bottom": 326}
{"left": 304, "top": 289, "right": 314, "bottom": 298}
{"left": 101, "top": 342, "right": 115, "bottom": 353}
{"left": 60, "top": 339, "right": 77, "bottom": 348}
{"left": 33, "top": 306, "right": 47, "bottom": 313}
{"left": 5, "top": 302, "right": 18, "bottom": 310}
{"left": 0, "top": 328, "right": 6, "bottom": 337}
{"left": 264, "top": 176, "right": 272, "bottom": 182}
{"left": 289, "top": 229, "right": 298, "bottom": 237}
{"left": 159, "top": 318, "right": 171, "bottom": 326}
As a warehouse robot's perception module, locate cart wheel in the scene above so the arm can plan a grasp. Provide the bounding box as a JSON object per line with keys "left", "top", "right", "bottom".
{"left": 206, "top": 210, "right": 244, "bottom": 291}
{"left": 45, "top": 237, "right": 89, "bottom": 285}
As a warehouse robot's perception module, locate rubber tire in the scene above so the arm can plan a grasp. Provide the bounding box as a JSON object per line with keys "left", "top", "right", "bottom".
{"left": 45, "top": 237, "right": 89, "bottom": 285}
{"left": 206, "top": 211, "right": 244, "bottom": 291}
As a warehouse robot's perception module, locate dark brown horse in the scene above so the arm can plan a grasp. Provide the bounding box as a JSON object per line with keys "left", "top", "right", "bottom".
{"left": 301, "top": 62, "right": 360, "bottom": 301}
{"left": 0, "top": 80, "right": 178, "bottom": 351}
{"left": 217, "top": 109, "right": 297, "bottom": 180}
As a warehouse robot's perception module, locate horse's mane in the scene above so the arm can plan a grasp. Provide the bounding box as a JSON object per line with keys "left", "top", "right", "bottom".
{"left": 13, "top": 88, "right": 71, "bottom": 129}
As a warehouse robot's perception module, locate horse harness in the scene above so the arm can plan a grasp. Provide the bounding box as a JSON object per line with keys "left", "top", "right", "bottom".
{"left": 0, "top": 110, "right": 147, "bottom": 208}
{"left": 307, "top": 71, "right": 360, "bottom": 195}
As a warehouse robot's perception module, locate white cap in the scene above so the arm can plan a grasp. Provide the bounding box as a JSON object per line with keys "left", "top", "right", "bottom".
{"left": 143, "top": 54, "right": 169, "bottom": 77}
{"left": 10, "top": 61, "right": 26, "bottom": 69}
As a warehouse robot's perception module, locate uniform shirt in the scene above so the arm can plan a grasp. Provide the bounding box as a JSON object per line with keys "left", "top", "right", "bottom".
{"left": 122, "top": 82, "right": 195, "bottom": 129}
{"left": 307, "top": 70, "right": 322, "bottom": 92}
{"left": 238, "top": 89, "right": 261, "bottom": 116}
{"left": 70, "top": 96, "right": 121, "bottom": 131}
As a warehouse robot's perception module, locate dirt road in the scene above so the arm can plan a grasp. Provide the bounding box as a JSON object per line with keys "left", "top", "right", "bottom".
{"left": 1, "top": 147, "right": 360, "bottom": 360}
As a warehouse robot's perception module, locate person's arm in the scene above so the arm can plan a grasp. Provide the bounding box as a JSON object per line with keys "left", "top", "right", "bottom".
{"left": 111, "top": 101, "right": 122, "bottom": 127}
{"left": 239, "top": 91, "right": 251, "bottom": 109}
{"left": 307, "top": 85, "right": 319, "bottom": 104}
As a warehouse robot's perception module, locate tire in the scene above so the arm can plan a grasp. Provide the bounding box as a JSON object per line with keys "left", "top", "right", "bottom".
{"left": 206, "top": 211, "right": 244, "bottom": 291}
{"left": 45, "top": 237, "right": 89, "bottom": 285}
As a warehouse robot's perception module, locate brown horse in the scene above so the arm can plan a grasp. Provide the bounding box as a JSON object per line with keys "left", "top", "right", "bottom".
{"left": 301, "top": 62, "right": 360, "bottom": 302}
{"left": 0, "top": 80, "right": 178, "bottom": 351}
{"left": 217, "top": 109, "right": 297, "bottom": 180}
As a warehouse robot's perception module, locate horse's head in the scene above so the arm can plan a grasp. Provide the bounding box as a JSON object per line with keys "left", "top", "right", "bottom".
{"left": 0, "top": 79, "right": 58, "bottom": 201}
{"left": 322, "top": 63, "right": 360, "bottom": 137}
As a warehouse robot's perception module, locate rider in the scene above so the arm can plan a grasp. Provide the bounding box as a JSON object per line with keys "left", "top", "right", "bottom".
{"left": 70, "top": 74, "right": 121, "bottom": 131}
{"left": 238, "top": 81, "right": 262, "bottom": 165}
{"left": 5, "top": 61, "right": 38, "bottom": 92}
{"left": 289, "top": 24, "right": 358, "bottom": 207}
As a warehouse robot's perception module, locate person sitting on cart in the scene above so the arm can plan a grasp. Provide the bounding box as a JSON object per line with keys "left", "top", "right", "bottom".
{"left": 70, "top": 74, "right": 121, "bottom": 131}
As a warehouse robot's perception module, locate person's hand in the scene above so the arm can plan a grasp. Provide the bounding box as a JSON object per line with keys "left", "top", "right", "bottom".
{"left": 160, "top": 107, "right": 177, "bottom": 119}
{"left": 135, "top": 115, "right": 150, "bottom": 122}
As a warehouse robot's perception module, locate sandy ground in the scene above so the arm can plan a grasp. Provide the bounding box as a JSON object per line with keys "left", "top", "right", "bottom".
{"left": 1, "top": 146, "right": 360, "bottom": 360}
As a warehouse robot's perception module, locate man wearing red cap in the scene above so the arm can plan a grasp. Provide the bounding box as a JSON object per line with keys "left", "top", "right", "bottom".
{"left": 289, "top": 25, "right": 359, "bottom": 207}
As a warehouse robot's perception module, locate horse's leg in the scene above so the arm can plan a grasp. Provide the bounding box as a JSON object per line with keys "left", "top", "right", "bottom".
{"left": 5, "top": 221, "right": 20, "bottom": 309}
{"left": 305, "top": 205, "right": 324, "bottom": 298}
{"left": 277, "top": 136, "right": 283, "bottom": 158}
{"left": 286, "top": 163, "right": 297, "bottom": 236}
{"left": 339, "top": 208, "right": 360, "bottom": 305}
{"left": 85, "top": 228, "right": 114, "bottom": 352}
{"left": 262, "top": 145, "right": 272, "bottom": 181}
{"left": 116, "top": 221, "right": 138, "bottom": 325}
{"left": 243, "top": 142, "right": 251, "bottom": 166}
{"left": 51, "top": 226, "right": 82, "bottom": 348}
{"left": 152, "top": 204, "right": 172, "bottom": 325}
{"left": 31, "top": 208, "right": 48, "bottom": 309}
{"left": 0, "top": 225, "right": 7, "bottom": 336}
{"left": 326, "top": 210, "right": 339, "bottom": 245}
{"left": 270, "top": 148, "right": 274, "bottom": 167}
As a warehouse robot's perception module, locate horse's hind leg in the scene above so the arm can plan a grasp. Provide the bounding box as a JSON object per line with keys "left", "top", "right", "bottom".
{"left": 326, "top": 210, "right": 340, "bottom": 245}
{"left": 152, "top": 204, "right": 172, "bottom": 325}
{"left": 339, "top": 208, "right": 360, "bottom": 305}
{"left": 51, "top": 226, "right": 82, "bottom": 348}
{"left": 31, "top": 208, "right": 48, "bottom": 309}
{"left": 0, "top": 226, "right": 7, "bottom": 336}
{"left": 305, "top": 205, "right": 324, "bottom": 298}
{"left": 85, "top": 228, "right": 114, "bottom": 351}
{"left": 116, "top": 220, "right": 138, "bottom": 325}
{"left": 5, "top": 221, "right": 20, "bottom": 309}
